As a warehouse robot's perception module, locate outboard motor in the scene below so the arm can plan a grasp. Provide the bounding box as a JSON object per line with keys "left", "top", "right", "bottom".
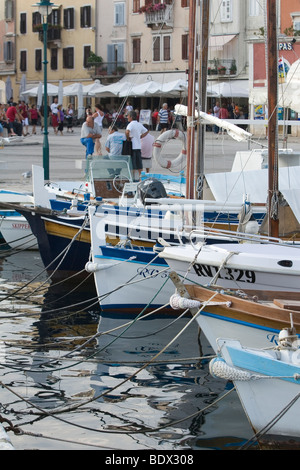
{"left": 137, "top": 178, "right": 168, "bottom": 205}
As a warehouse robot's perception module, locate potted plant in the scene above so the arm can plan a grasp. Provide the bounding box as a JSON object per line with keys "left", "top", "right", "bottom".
{"left": 218, "top": 65, "right": 226, "bottom": 75}
{"left": 87, "top": 51, "right": 103, "bottom": 66}
{"left": 230, "top": 59, "right": 237, "bottom": 75}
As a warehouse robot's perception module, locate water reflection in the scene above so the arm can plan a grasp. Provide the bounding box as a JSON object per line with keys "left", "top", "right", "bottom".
{"left": 0, "top": 250, "right": 253, "bottom": 450}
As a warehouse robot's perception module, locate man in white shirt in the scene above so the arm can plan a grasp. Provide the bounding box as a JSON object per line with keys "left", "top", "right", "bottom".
{"left": 80, "top": 116, "right": 102, "bottom": 157}
{"left": 125, "top": 111, "right": 148, "bottom": 181}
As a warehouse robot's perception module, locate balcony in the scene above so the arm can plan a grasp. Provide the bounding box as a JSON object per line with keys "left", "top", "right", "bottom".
{"left": 88, "top": 62, "right": 128, "bottom": 82}
{"left": 208, "top": 59, "right": 237, "bottom": 77}
{"left": 144, "top": 5, "right": 173, "bottom": 28}
{"left": 35, "top": 24, "right": 62, "bottom": 46}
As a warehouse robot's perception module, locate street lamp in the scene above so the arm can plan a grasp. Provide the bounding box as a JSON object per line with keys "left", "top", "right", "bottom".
{"left": 32, "top": 1, "right": 58, "bottom": 181}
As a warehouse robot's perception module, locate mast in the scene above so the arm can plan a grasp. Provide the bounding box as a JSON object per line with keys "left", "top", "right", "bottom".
{"left": 186, "top": 0, "right": 197, "bottom": 200}
{"left": 267, "top": 0, "right": 279, "bottom": 238}
{"left": 196, "top": 0, "right": 210, "bottom": 200}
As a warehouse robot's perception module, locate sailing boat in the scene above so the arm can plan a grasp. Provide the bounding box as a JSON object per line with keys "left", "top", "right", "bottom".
{"left": 86, "top": 0, "right": 300, "bottom": 312}
{"left": 159, "top": 0, "right": 300, "bottom": 297}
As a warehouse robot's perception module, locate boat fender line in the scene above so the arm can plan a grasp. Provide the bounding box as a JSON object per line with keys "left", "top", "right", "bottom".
{"left": 85, "top": 256, "right": 137, "bottom": 273}
{"left": 170, "top": 293, "right": 231, "bottom": 310}
{"left": 153, "top": 129, "right": 187, "bottom": 169}
{"left": 209, "top": 357, "right": 253, "bottom": 381}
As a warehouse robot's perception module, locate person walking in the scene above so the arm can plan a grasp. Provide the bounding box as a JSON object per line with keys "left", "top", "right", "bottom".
{"left": 125, "top": 110, "right": 149, "bottom": 181}
{"left": 66, "top": 103, "right": 74, "bottom": 133}
{"left": 213, "top": 101, "right": 220, "bottom": 135}
{"left": 50, "top": 97, "right": 59, "bottom": 134}
{"left": 6, "top": 102, "right": 22, "bottom": 136}
{"left": 157, "top": 103, "right": 169, "bottom": 133}
{"left": 28, "top": 104, "right": 39, "bottom": 134}
{"left": 80, "top": 115, "right": 102, "bottom": 158}
{"left": 57, "top": 105, "right": 65, "bottom": 136}
{"left": 19, "top": 101, "right": 29, "bottom": 136}
{"left": 141, "top": 124, "right": 154, "bottom": 173}
{"left": 92, "top": 103, "right": 104, "bottom": 155}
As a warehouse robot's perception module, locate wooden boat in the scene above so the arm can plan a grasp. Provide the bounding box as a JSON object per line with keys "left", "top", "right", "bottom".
{"left": 167, "top": 274, "right": 300, "bottom": 351}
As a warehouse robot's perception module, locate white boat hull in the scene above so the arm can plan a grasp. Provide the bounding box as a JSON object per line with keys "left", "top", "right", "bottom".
{"left": 214, "top": 339, "right": 300, "bottom": 443}
{"left": 88, "top": 248, "right": 174, "bottom": 313}
{"left": 160, "top": 242, "right": 300, "bottom": 292}
{"left": 0, "top": 215, "right": 38, "bottom": 250}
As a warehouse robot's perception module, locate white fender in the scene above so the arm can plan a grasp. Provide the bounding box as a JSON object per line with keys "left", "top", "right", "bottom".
{"left": 153, "top": 129, "right": 187, "bottom": 169}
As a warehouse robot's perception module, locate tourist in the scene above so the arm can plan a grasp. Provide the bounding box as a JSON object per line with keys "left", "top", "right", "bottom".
{"left": 152, "top": 108, "right": 159, "bottom": 128}
{"left": 141, "top": 124, "right": 154, "bottom": 173}
{"left": 92, "top": 103, "right": 105, "bottom": 155}
{"left": 125, "top": 110, "right": 149, "bottom": 181}
{"left": 19, "top": 101, "right": 29, "bottom": 136}
{"left": 50, "top": 97, "right": 59, "bottom": 134}
{"left": 28, "top": 104, "right": 39, "bottom": 135}
{"left": 157, "top": 103, "right": 169, "bottom": 133}
{"left": 6, "top": 102, "right": 22, "bottom": 136}
{"left": 105, "top": 125, "right": 126, "bottom": 157}
{"left": 0, "top": 104, "right": 10, "bottom": 135}
{"left": 80, "top": 115, "right": 102, "bottom": 158}
{"left": 57, "top": 105, "right": 65, "bottom": 136}
{"left": 66, "top": 103, "right": 74, "bottom": 133}
{"left": 213, "top": 101, "right": 220, "bottom": 135}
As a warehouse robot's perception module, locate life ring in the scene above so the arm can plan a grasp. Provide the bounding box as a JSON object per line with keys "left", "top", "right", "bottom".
{"left": 153, "top": 129, "right": 187, "bottom": 169}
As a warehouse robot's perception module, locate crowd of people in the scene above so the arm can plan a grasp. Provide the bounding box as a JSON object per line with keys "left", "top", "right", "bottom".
{"left": 80, "top": 106, "right": 153, "bottom": 181}
{"left": 0, "top": 98, "right": 77, "bottom": 138}
{"left": 210, "top": 100, "right": 248, "bottom": 135}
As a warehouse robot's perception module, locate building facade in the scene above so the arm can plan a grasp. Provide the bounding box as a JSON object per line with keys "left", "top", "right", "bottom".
{"left": 0, "top": 0, "right": 299, "bottom": 119}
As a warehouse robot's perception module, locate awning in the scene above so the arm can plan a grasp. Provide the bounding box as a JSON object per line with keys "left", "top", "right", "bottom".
{"left": 119, "top": 71, "right": 187, "bottom": 86}
{"left": 207, "top": 80, "right": 249, "bottom": 98}
{"left": 209, "top": 34, "right": 237, "bottom": 51}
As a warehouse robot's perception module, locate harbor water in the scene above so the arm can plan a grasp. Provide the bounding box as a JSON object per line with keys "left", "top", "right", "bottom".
{"left": 0, "top": 247, "right": 254, "bottom": 452}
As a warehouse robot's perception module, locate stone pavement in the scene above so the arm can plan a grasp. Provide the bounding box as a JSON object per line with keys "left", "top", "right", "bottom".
{"left": 1, "top": 123, "right": 300, "bottom": 193}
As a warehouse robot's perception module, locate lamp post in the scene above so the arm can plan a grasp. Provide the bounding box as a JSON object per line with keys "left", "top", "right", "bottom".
{"left": 32, "top": 1, "right": 57, "bottom": 180}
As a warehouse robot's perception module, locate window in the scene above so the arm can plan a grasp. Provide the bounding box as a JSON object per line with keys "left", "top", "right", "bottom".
{"left": 64, "top": 8, "right": 75, "bottom": 29}
{"left": 163, "top": 36, "right": 171, "bottom": 61}
{"left": 115, "top": 3, "right": 125, "bottom": 26}
{"left": 83, "top": 45, "right": 91, "bottom": 68}
{"left": 133, "top": 0, "right": 140, "bottom": 13}
{"left": 107, "top": 43, "right": 124, "bottom": 73}
{"left": 4, "top": 41, "right": 14, "bottom": 62}
{"left": 20, "top": 50, "right": 27, "bottom": 71}
{"left": 80, "top": 6, "right": 91, "bottom": 27}
{"left": 153, "top": 36, "right": 160, "bottom": 62}
{"left": 51, "top": 48, "right": 58, "bottom": 70}
{"left": 32, "top": 11, "right": 41, "bottom": 30}
{"left": 221, "top": 0, "right": 232, "bottom": 22}
{"left": 63, "top": 47, "right": 74, "bottom": 68}
{"left": 5, "top": 0, "right": 14, "bottom": 21}
{"left": 132, "top": 37, "right": 141, "bottom": 63}
{"left": 35, "top": 49, "right": 42, "bottom": 71}
{"left": 20, "top": 13, "right": 27, "bottom": 34}
{"left": 49, "top": 9, "right": 60, "bottom": 26}
{"left": 249, "top": 0, "right": 260, "bottom": 16}
{"left": 153, "top": 34, "right": 171, "bottom": 62}
{"left": 182, "top": 34, "right": 188, "bottom": 60}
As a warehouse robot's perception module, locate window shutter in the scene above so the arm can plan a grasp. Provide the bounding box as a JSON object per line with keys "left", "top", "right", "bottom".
{"left": 115, "top": 3, "right": 125, "bottom": 26}
{"left": 153, "top": 36, "right": 160, "bottom": 62}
